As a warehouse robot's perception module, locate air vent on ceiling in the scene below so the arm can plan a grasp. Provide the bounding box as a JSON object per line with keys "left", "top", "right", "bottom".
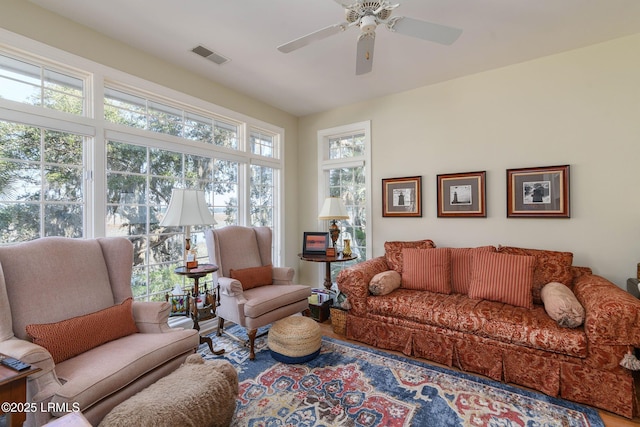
{"left": 191, "top": 45, "right": 230, "bottom": 65}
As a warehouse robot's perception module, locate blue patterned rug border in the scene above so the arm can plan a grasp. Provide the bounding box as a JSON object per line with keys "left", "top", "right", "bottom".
{"left": 321, "top": 336, "right": 604, "bottom": 427}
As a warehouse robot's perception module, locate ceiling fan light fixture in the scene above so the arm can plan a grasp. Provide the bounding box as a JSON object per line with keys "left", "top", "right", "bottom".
{"left": 360, "top": 15, "right": 378, "bottom": 33}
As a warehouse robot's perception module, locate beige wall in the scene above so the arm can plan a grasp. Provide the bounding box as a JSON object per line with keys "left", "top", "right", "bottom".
{"left": 299, "top": 33, "right": 640, "bottom": 289}
{"left": 0, "top": 0, "right": 300, "bottom": 269}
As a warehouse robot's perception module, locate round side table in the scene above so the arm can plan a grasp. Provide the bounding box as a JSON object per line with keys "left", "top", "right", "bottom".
{"left": 298, "top": 253, "right": 357, "bottom": 290}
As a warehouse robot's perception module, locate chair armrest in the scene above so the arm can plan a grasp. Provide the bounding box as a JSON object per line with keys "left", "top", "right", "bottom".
{"left": 337, "top": 256, "right": 390, "bottom": 316}
{"left": 218, "top": 277, "right": 244, "bottom": 297}
{"left": 273, "top": 266, "right": 294, "bottom": 285}
{"left": 574, "top": 274, "right": 640, "bottom": 346}
{"left": 132, "top": 301, "right": 172, "bottom": 333}
{"left": 0, "top": 337, "right": 62, "bottom": 401}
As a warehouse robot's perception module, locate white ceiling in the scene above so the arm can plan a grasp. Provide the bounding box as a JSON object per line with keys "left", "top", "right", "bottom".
{"left": 30, "top": 0, "right": 640, "bottom": 117}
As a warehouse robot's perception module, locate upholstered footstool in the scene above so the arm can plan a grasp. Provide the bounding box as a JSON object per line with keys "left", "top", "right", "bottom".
{"left": 99, "top": 354, "right": 238, "bottom": 427}
{"left": 268, "top": 315, "right": 322, "bottom": 363}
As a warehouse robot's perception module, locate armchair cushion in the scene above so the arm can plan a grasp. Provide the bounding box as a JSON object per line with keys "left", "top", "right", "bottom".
{"left": 26, "top": 298, "right": 138, "bottom": 364}
{"left": 230, "top": 264, "right": 273, "bottom": 290}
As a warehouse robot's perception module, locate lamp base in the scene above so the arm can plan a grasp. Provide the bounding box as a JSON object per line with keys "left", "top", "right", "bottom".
{"left": 329, "top": 220, "right": 340, "bottom": 248}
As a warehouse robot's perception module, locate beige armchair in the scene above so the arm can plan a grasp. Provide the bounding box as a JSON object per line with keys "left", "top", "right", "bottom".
{"left": 205, "top": 226, "right": 311, "bottom": 360}
{"left": 0, "top": 237, "right": 199, "bottom": 426}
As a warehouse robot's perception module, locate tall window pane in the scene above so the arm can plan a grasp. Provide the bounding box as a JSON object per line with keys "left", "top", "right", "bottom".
{"left": 212, "top": 159, "right": 239, "bottom": 226}
{"left": 328, "top": 165, "right": 366, "bottom": 279}
{"left": 106, "top": 140, "right": 243, "bottom": 301}
{"left": 0, "top": 120, "right": 85, "bottom": 243}
{"left": 250, "top": 164, "right": 275, "bottom": 227}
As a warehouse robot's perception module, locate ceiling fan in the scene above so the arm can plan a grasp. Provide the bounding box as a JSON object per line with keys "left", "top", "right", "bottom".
{"left": 277, "top": 0, "right": 463, "bottom": 75}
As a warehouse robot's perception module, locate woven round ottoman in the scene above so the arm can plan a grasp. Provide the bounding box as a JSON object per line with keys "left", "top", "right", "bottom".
{"left": 268, "top": 315, "right": 322, "bottom": 363}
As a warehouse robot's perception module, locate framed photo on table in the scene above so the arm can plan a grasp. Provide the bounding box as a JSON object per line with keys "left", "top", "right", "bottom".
{"left": 437, "top": 171, "right": 486, "bottom": 217}
{"left": 507, "top": 165, "right": 570, "bottom": 218}
{"left": 382, "top": 176, "right": 422, "bottom": 217}
{"left": 302, "top": 232, "right": 330, "bottom": 255}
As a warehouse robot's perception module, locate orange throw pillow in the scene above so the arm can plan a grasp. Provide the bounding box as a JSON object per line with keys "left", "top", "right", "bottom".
{"left": 450, "top": 246, "right": 497, "bottom": 295}
{"left": 230, "top": 264, "right": 273, "bottom": 290}
{"left": 497, "top": 246, "right": 573, "bottom": 304}
{"left": 401, "top": 247, "right": 451, "bottom": 294}
{"left": 469, "top": 252, "right": 535, "bottom": 309}
{"left": 26, "top": 298, "right": 138, "bottom": 364}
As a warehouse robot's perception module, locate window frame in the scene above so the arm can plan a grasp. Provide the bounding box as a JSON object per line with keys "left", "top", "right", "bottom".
{"left": 317, "top": 121, "right": 372, "bottom": 284}
{"left": 0, "top": 29, "right": 287, "bottom": 301}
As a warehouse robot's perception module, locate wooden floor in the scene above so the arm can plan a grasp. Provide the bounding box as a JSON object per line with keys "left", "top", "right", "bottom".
{"left": 317, "top": 321, "right": 640, "bottom": 427}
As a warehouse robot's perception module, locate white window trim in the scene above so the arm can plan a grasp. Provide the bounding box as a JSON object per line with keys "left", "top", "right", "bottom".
{"left": 317, "top": 120, "right": 372, "bottom": 260}
{"left": 0, "top": 28, "right": 286, "bottom": 266}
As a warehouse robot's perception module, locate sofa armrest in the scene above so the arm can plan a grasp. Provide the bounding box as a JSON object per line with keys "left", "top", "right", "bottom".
{"left": 337, "top": 256, "right": 390, "bottom": 316}
{"left": 273, "top": 266, "right": 294, "bottom": 285}
{"left": 132, "top": 301, "right": 173, "bottom": 333}
{"left": 574, "top": 274, "right": 640, "bottom": 346}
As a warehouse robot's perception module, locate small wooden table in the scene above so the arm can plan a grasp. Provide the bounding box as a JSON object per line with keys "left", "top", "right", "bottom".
{"left": 0, "top": 361, "right": 41, "bottom": 427}
{"left": 298, "top": 253, "right": 357, "bottom": 291}
{"left": 174, "top": 264, "right": 224, "bottom": 355}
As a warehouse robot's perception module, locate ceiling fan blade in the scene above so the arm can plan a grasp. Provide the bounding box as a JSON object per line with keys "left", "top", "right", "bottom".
{"left": 389, "top": 16, "right": 462, "bottom": 45}
{"left": 356, "top": 33, "right": 375, "bottom": 75}
{"left": 277, "top": 23, "right": 348, "bottom": 53}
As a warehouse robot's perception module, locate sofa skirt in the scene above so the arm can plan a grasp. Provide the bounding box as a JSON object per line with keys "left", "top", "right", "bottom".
{"left": 346, "top": 313, "right": 637, "bottom": 418}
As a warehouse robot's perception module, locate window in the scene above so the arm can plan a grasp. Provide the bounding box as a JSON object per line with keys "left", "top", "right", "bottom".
{"left": 318, "top": 122, "right": 372, "bottom": 280}
{"left": 106, "top": 140, "right": 242, "bottom": 301}
{"left": 104, "top": 86, "right": 240, "bottom": 149}
{"left": 250, "top": 164, "right": 276, "bottom": 227}
{"left": 0, "top": 53, "right": 85, "bottom": 115}
{"left": 250, "top": 130, "right": 275, "bottom": 158}
{"left": 0, "top": 120, "right": 86, "bottom": 243}
{"left": 0, "top": 36, "right": 285, "bottom": 303}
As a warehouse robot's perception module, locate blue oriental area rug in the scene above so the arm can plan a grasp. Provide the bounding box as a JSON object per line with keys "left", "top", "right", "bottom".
{"left": 199, "top": 325, "right": 604, "bottom": 427}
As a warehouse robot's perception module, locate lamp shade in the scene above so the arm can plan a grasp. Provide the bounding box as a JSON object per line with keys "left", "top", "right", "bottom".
{"left": 318, "top": 197, "right": 349, "bottom": 220}
{"left": 160, "top": 188, "right": 217, "bottom": 227}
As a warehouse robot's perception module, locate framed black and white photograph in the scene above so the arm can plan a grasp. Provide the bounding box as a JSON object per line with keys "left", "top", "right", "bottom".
{"left": 382, "top": 176, "right": 422, "bottom": 217}
{"left": 302, "top": 232, "right": 330, "bottom": 255}
{"left": 437, "top": 171, "right": 486, "bottom": 217}
{"left": 507, "top": 165, "right": 570, "bottom": 218}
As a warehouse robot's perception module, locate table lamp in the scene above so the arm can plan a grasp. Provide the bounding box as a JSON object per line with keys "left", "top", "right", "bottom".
{"left": 318, "top": 197, "right": 349, "bottom": 249}
{"left": 160, "top": 188, "right": 217, "bottom": 268}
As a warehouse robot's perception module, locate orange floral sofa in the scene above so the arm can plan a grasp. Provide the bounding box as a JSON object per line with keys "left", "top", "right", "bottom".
{"left": 336, "top": 240, "right": 640, "bottom": 418}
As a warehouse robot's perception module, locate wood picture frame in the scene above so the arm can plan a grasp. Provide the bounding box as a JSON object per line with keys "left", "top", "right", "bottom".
{"left": 382, "top": 176, "right": 422, "bottom": 217}
{"left": 302, "top": 232, "right": 330, "bottom": 255}
{"left": 507, "top": 165, "right": 570, "bottom": 218}
{"left": 437, "top": 171, "right": 486, "bottom": 217}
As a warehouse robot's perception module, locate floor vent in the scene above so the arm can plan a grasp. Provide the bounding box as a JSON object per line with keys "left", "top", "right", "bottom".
{"left": 191, "top": 45, "right": 230, "bottom": 65}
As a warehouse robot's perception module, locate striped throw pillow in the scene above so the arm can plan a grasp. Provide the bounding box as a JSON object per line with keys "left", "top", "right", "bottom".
{"left": 468, "top": 252, "right": 535, "bottom": 308}
{"left": 384, "top": 239, "right": 436, "bottom": 273}
{"left": 450, "top": 246, "right": 497, "bottom": 294}
{"left": 401, "top": 247, "right": 451, "bottom": 294}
